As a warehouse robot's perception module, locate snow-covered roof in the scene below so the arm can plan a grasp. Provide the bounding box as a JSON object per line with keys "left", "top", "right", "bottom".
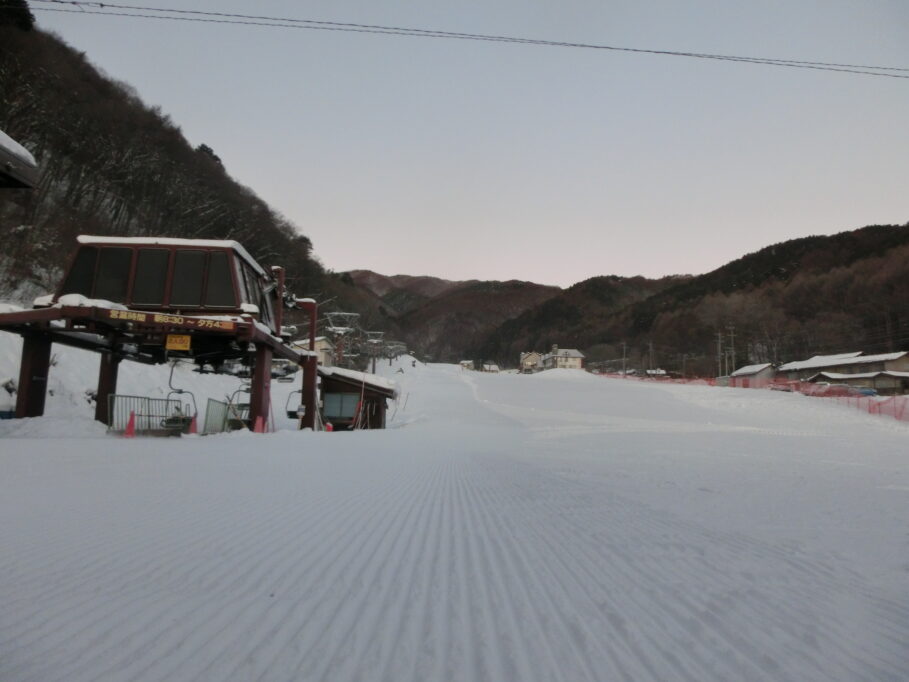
{"left": 810, "top": 371, "right": 909, "bottom": 381}
{"left": 811, "top": 352, "right": 863, "bottom": 361}
{"left": 0, "top": 129, "right": 36, "bottom": 168}
{"left": 731, "top": 362, "right": 773, "bottom": 377}
{"left": 318, "top": 366, "right": 397, "bottom": 395}
{"left": 76, "top": 235, "right": 268, "bottom": 277}
{"left": 292, "top": 336, "right": 334, "bottom": 350}
{"left": 810, "top": 371, "right": 878, "bottom": 381}
{"left": 779, "top": 351, "right": 907, "bottom": 372}
{"left": 544, "top": 349, "right": 585, "bottom": 359}
{"left": 57, "top": 293, "right": 127, "bottom": 311}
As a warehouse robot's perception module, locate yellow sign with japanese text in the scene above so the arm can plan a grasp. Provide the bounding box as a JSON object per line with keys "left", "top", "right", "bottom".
{"left": 165, "top": 334, "right": 191, "bottom": 351}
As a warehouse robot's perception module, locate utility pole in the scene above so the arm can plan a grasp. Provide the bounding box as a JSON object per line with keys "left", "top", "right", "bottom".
{"left": 716, "top": 330, "right": 724, "bottom": 377}
{"left": 295, "top": 297, "right": 318, "bottom": 430}
{"left": 727, "top": 324, "right": 736, "bottom": 372}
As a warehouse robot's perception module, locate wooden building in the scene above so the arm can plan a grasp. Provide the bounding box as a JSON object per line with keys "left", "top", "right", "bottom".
{"left": 778, "top": 352, "right": 909, "bottom": 381}
{"left": 292, "top": 336, "right": 336, "bottom": 367}
{"left": 729, "top": 362, "right": 775, "bottom": 388}
{"left": 806, "top": 370, "right": 909, "bottom": 396}
{"left": 318, "top": 366, "right": 397, "bottom": 430}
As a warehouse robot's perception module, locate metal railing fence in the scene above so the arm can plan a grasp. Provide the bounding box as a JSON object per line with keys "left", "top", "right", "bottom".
{"left": 107, "top": 394, "right": 193, "bottom": 435}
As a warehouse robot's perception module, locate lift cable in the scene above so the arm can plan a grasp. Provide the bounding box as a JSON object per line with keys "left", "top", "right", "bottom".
{"left": 25, "top": 0, "right": 909, "bottom": 80}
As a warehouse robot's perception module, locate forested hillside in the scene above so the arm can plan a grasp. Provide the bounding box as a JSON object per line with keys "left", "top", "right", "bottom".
{"left": 0, "top": 15, "right": 324, "bottom": 303}
{"left": 397, "top": 279, "right": 561, "bottom": 361}
{"left": 341, "top": 270, "right": 560, "bottom": 362}
{"left": 476, "top": 275, "right": 680, "bottom": 366}
{"left": 476, "top": 224, "right": 909, "bottom": 374}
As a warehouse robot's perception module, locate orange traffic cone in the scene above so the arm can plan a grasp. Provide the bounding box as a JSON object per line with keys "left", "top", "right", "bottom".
{"left": 124, "top": 410, "right": 136, "bottom": 438}
{"left": 325, "top": 422, "right": 333, "bottom": 432}
{"left": 253, "top": 415, "right": 265, "bottom": 433}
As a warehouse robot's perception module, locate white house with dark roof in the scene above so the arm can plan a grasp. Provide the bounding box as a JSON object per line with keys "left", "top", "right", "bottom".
{"left": 542, "top": 345, "right": 585, "bottom": 370}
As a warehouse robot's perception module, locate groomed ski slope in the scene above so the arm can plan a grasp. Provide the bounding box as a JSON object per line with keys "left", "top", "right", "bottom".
{"left": 2, "top": 352, "right": 908, "bottom": 681}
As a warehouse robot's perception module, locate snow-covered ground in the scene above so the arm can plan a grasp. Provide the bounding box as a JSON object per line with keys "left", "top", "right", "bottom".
{"left": 1, "top": 338, "right": 908, "bottom": 681}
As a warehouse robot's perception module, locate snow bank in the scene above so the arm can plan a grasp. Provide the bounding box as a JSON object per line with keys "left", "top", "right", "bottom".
{"left": 528, "top": 367, "right": 599, "bottom": 381}
{"left": 57, "top": 293, "right": 128, "bottom": 310}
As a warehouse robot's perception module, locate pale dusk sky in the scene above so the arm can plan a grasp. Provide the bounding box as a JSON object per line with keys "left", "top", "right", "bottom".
{"left": 33, "top": 0, "right": 909, "bottom": 287}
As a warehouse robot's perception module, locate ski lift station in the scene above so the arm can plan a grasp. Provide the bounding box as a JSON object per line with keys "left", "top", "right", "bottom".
{"left": 0, "top": 235, "right": 321, "bottom": 432}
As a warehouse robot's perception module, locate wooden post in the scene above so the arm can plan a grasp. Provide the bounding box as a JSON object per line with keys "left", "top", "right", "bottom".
{"left": 295, "top": 298, "right": 318, "bottom": 430}
{"left": 95, "top": 352, "right": 121, "bottom": 425}
{"left": 271, "top": 266, "right": 285, "bottom": 334}
{"left": 15, "top": 334, "right": 52, "bottom": 418}
{"left": 249, "top": 343, "right": 272, "bottom": 431}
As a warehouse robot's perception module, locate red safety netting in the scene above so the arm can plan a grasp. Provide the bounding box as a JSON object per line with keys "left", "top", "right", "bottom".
{"left": 593, "top": 373, "right": 909, "bottom": 423}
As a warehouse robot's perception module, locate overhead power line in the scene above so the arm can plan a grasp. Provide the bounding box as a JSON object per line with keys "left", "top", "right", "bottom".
{"left": 24, "top": 0, "right": 909, "bottom": 80}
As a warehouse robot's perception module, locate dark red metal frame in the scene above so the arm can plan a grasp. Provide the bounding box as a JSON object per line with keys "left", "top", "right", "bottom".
{"left": 0, "top": 304, "right": 312, "bottom": 429}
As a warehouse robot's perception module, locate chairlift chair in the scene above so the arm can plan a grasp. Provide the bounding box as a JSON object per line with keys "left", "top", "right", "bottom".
{"left": 285, "top": 389, "right": 303, "bottom": 419}
{"left": 226, "top": 383, "right": 252, "bottom": 430}
{"left": 162, "top": 360, "right": 198, "bottom": 432}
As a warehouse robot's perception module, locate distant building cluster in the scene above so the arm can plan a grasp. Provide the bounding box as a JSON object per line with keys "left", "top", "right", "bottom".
{"left": 520, "top": 345, "right": 585, "bottom": 373}
{"left": 728, "top": 351, "right": 909, "bottom": 395}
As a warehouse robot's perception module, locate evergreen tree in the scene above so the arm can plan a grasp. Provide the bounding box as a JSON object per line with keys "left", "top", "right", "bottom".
{"left": 0, "top": 0, "right": 34, "bottom": 31}
{"left": 196, "top": 143, "right": 223, "bottom": 167}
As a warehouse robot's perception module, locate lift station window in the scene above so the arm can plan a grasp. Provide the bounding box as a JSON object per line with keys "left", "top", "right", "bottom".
{"left": 239, "top": 263, "right": 258, "bottom": 306}
{"left": 61, "top": 246, "right": 98, "bottom": 297}
{"left": 323, "top": 393, "right": 360, "bottom": 419}
{"left": 132, "top": 249, "right": 170, "bottom": 305}
{"left": 170, "top": 249, "right": 205, "bottom": 307}
{"left": 94, "top": 248, "right": 133, "bottom": 303}
{"left": 205, "top": 251, "right": 236, "bottom": 307}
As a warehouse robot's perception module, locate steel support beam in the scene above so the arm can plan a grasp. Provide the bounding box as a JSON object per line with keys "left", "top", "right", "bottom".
{"left": 249, "top": 343, "right": 273, "bottom": 430}
{"left": 15, "top": 334, "right": 52, "bottom": 418}
{"left": 94, "top": 352, "right": 121, "bottom": 425}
